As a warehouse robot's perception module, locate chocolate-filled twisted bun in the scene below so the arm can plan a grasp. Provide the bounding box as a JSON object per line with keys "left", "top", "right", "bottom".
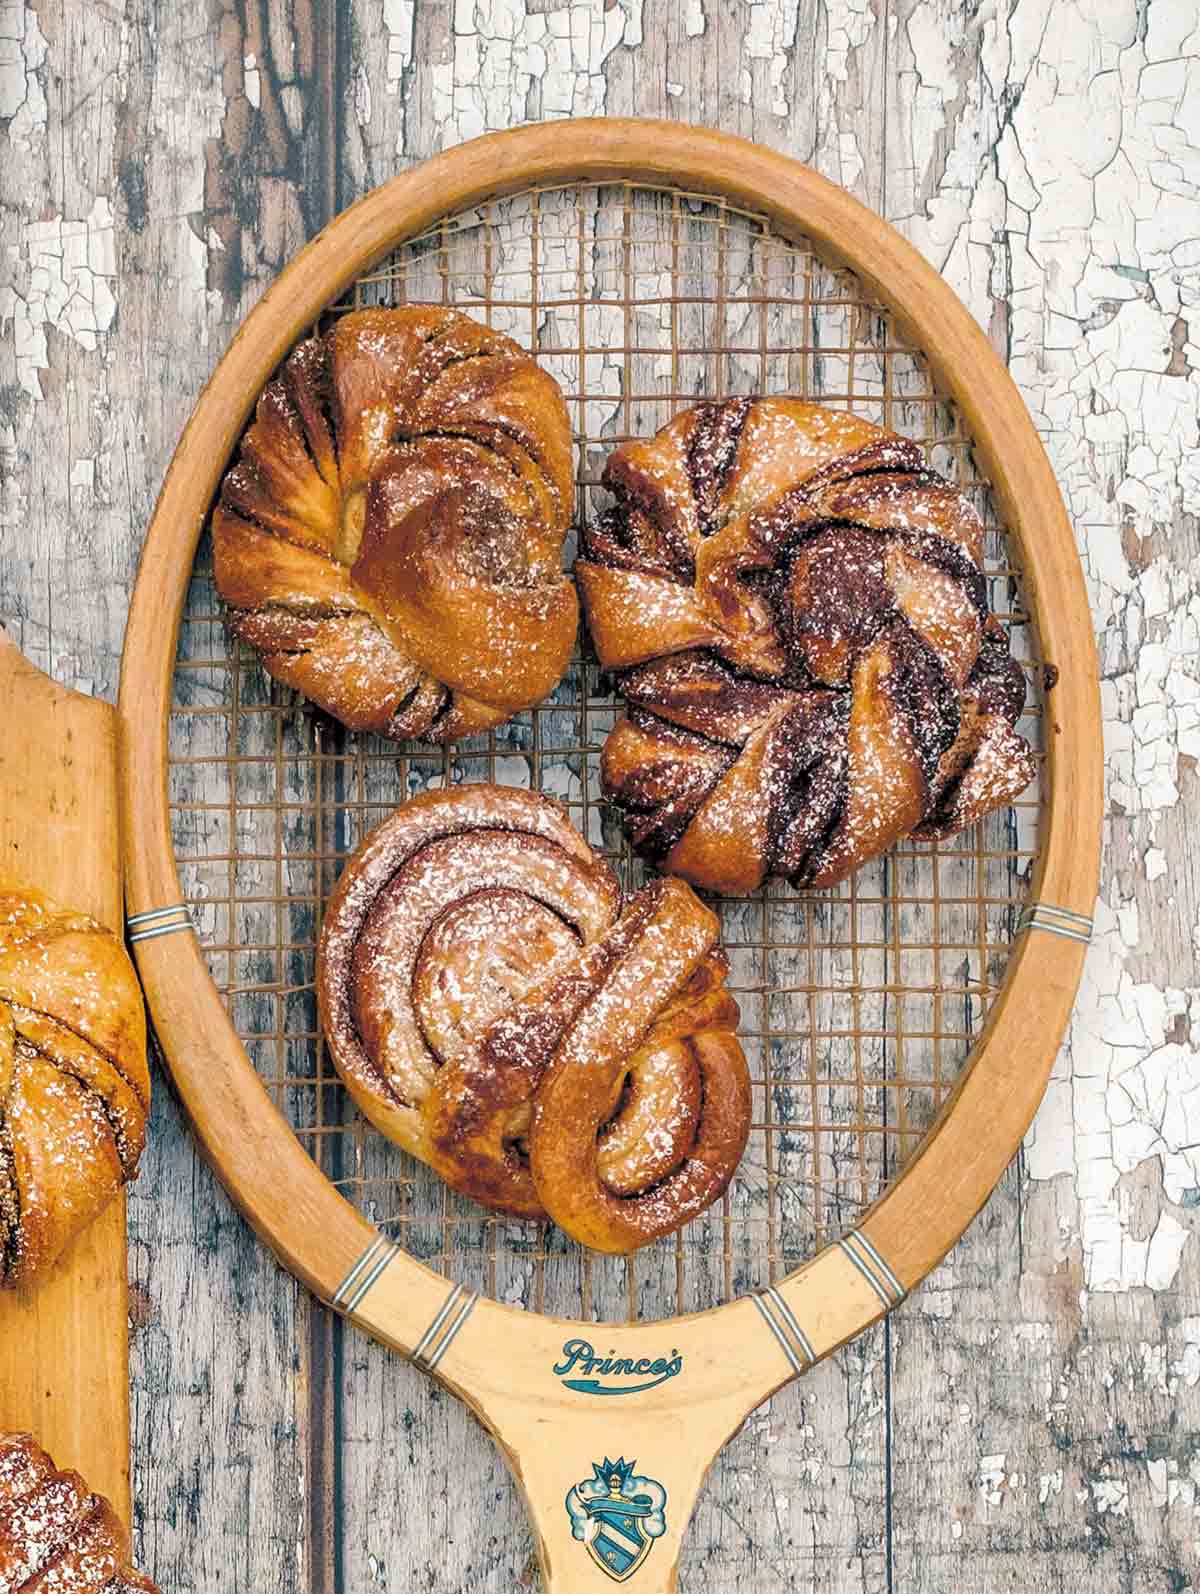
{"left": 317, "top": 785, "right": 750, "bottom": 1253}
{"left": 214, "top": 306, "right": 578, "bottom": 744}
{"left": 577, "top": 399, "right": 1037, "bottom": 895}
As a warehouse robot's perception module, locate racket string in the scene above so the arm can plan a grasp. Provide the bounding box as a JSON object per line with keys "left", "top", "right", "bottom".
{"left": 166, "top": 182, "right": 1043, "bottom": 1324}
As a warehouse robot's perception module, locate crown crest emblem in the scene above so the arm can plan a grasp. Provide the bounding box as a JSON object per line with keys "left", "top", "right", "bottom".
{"left": 566, "top": 1450, "right": 668, "bottom": 1582}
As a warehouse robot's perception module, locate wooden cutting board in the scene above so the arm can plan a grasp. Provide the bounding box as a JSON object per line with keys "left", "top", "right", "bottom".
{"left": 0, "top": 626, "right": 131, "bottom": 1534}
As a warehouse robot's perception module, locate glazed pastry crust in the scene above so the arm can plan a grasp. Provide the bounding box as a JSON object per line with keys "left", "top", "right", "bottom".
{"left": 317, "top": 785, "right": 750, "bottom": 1253}
{"left": 0, "top": 884, "right": 148, "bottom": 1288}
{"left": 0, "top": 1432, "right": 159, "bottom": 1591}
{"left": 213, "top": 306, "right": 579, "bottom": 744}
{"left": 577, "top": 398, "right": 1037, "bottom": 894}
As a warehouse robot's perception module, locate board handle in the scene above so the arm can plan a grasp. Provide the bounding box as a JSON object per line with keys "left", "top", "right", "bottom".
{"left": 0, "top": 625, "right": 132, "bottom": 1529}
{"left": 348, "top": 1269, "right": 800, "bottom": 1590}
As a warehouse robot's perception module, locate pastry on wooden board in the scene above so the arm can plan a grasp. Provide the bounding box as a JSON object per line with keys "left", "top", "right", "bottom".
{"left": 577, "top": 397, "right": 1037, "bottom": 895}
{"left": 317, "top": 784, "right": 751, "bottom": 1253}
{"left": 213, "top": 305, "right": 579, "bottom": 744}
{"left": 0, "top": 884, "right": 149, "bottom": 1289}
{"left": 0, "top": 1432, "right": 158, "bottom": 1591}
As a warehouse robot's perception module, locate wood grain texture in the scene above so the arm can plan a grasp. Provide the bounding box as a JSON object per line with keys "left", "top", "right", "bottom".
{"left": 2, "top": 2, "right": 1197, "bottom": 1593}
{"left": 0, "top": 628, "right": 129, "bottom": 1532}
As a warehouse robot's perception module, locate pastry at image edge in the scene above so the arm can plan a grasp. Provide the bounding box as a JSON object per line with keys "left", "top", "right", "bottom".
{"left": 576, "top": 398, "right": 1038, "bottom": 896}
{"left": 213, "top": 305, "right": 579, "bottom": 744}
{"left": 0, "top": 1432, "right": 159, "bottom": 1591}
{"left": 0, "top": 883, "right": 149, "bottom": 1289}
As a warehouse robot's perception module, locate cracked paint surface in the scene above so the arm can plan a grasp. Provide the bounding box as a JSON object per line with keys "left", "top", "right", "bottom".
{"left": 0, "top": 0, "right": 45, "bottom": 147}
{"left": 385, "top": 0, "right": 643, "bottom": 152}
{"left": 1, "top": 195, "right": 119, "bottom": 398}
{"left": 894, "top": 0, "right": 1200, "bottom": 1301}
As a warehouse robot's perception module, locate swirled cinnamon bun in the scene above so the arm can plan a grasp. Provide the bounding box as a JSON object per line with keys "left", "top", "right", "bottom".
{"left": 317, "top": 785, "right": 750, "bottom": 1253}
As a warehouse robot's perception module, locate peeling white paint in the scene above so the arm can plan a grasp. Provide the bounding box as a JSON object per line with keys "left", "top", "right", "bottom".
{"left": 822, "top": 0, "right": 875, "bottom": 87}
{"left": 1145, "top": 1211, "right": 1192, "bottom": 1291}
{"left": 1028, "top": 903, "right": 1199, "bottom": 1291}
{"left": 888, "top": 0, "right": 1200, "bottom": 1300}
{"left": 1089, "top": 1476, "right": 1130, "bottom": 1518}
{"left": 1174, "top": 1318, "right": 1200, "bottom": 1389}
{"left": 742, "top": 0, "right": 809, "bottom": 114}
{"left": 1161, "top": 1455, "right": 1200, "bottom": 1514}
{"left": 383, "top": 0, "right": 415, "bottom": 92}
{"left": 424, "top": 0, "right": 642, "bottom": 151}
{"left": 837, "top": 130, "right": 864, "bottom": 189}
{"left": 684, "top": 0, "right": 706, "bottom": 40}
{"left": 243, "top": 52, "right": 261, "bottom": 110}
{"left": 0, "top": 415, "right": 23, "bottom": 542}
{"left": 1038, "top": 1468, "right": 1064, "bottom": 1505}
{"left": 353, "top": 61, "right": 372, "bottom": 127}
{"left": 0, "top": 196, "right": 119, "bottom": 399}
{"left": 0, "top": 0, "right": 47, "bottom": 148}
{"left": 978, "top": 1453, "right": 1007, "bottom": 1509}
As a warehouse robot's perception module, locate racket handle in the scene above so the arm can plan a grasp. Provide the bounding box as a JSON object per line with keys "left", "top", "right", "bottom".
{"left": 373, "top": 1275, "right": 819, "bottom": 1586}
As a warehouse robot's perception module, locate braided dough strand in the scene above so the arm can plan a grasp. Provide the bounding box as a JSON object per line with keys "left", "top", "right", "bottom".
{"left": 529, "top": 889, "right": 751, "bottom": 1251}
{"left": 0, "top": 886, "right": 148, "bottom": 1288}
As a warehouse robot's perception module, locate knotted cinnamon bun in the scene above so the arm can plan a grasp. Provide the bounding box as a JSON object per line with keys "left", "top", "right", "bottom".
{"left": 214, "top": 306, "right": 578, "bottom": 743}
{"left": 0, "top": 885, "right": 149, "bottom": 1288}
{"left": 0, "top": 1433, "right": 158, "bottom": 1591}
{"left": 317, "top": 785, "right": 750, "bottom": 1253}
{"left": 577, "top": 399, "right": 1037, "bottom": 894}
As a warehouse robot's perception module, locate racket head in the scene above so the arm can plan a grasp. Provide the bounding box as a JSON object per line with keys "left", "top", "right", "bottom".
{"left": 120, "top": 121, "right": 1100, "bottom": 1378}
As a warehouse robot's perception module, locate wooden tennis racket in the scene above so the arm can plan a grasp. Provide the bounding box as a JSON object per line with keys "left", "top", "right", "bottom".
{"left": 119, "top": 121, "right": 1101, "bottom": 1591}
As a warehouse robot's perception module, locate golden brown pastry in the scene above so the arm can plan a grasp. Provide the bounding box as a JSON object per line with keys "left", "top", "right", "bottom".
{"left": 0, "top": 1432, "right": 158, "bottom": 1591}
{"left": 0, "top": 885, "right": 148, "bottom": 1288}
{"left": 213, "top": 306, "right": 579, "bottom": 743}
{"left": 318, "top": 785, "right": 750, "bottom": 1253}
{"left": 577, "top": 399, "right": 1037, "bottom": 894}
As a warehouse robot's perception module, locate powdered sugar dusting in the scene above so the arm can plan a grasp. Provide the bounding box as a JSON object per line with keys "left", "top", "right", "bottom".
{"left": 213, "top": 305, "right": 576, "bottom": 742}
{"left": 0, "top": 1433, "right": 158, "bottom": 1590}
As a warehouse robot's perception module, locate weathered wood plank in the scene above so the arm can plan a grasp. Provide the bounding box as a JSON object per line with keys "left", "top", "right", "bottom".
{"left": 111, "top": 0, "right": 340, "bottom": 1580}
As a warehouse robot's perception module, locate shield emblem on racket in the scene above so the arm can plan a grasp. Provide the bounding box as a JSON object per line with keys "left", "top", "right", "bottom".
{"left": 565, "top": 1457, "right": 667, "bottom": 1583}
